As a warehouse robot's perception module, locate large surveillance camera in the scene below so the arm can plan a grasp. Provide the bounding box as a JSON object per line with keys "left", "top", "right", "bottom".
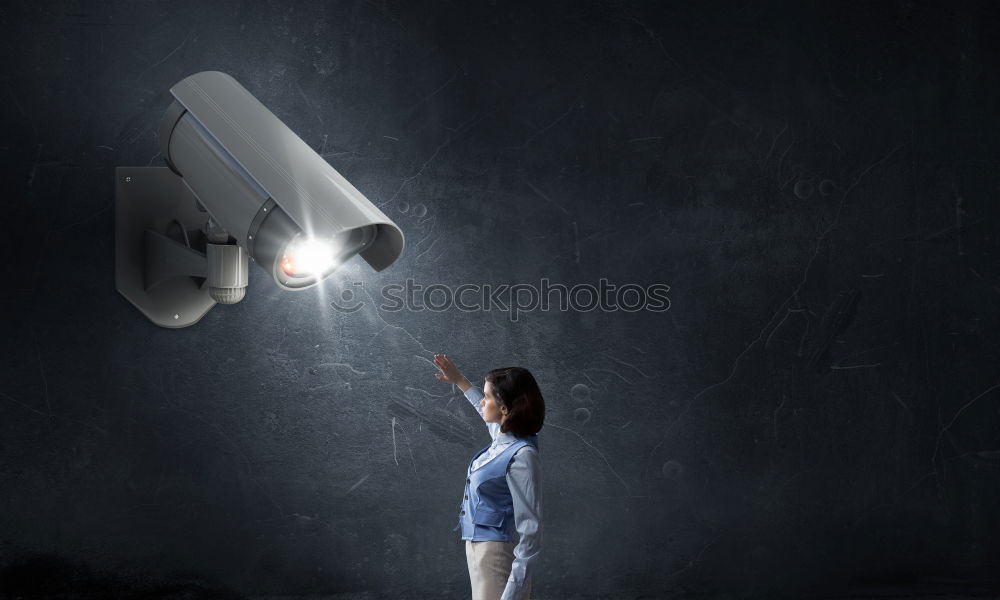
{"left": 116, "top": 71, "right": 404, "bottom": 328}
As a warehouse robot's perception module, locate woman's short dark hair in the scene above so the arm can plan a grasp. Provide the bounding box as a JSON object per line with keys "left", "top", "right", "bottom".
{"left": 485, "top": 367, "right": 545, "bottom": 437}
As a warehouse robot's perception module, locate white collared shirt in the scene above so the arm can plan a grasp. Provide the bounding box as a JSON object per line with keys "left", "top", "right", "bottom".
{"left": 464, "top": 386, "right": 542, "bottom": 600}
{"left": 472, "top": 431, "right": 517, "bottom": 470}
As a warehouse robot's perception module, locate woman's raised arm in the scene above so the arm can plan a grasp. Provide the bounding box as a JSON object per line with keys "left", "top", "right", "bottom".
{"left": 433, "top": 354, "right": 473, "bottom": 392}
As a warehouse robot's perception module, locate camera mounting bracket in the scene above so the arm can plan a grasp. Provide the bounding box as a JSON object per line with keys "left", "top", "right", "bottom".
{"left": 115, "top": 166, "right": 217, "bottom": 328}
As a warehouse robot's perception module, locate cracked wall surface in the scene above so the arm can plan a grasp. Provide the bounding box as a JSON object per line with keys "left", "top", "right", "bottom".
{"left": 1, "top": 1, "right": 999, "bottom": 598}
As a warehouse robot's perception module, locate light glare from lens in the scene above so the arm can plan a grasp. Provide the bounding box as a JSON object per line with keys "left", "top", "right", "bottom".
{"left": 281, "top": 237, "right": 339, "bottom": 276}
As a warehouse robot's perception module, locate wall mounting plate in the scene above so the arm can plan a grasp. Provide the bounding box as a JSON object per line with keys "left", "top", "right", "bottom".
{"left": 115, "top": 166, "right": 216, "bottom": 328}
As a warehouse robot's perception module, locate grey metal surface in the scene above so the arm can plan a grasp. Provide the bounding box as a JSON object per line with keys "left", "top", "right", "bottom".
{"left": 115, "top": 166, "right": 216, "bottom": 328}
{"left": 169, "top": 71, "right": 405, "bottom": 272}
{"left": 207, "top": 243, "right": 248, "bottom": 304}
{"left": 166, "top": 111, "right": 271, "bottom": 249}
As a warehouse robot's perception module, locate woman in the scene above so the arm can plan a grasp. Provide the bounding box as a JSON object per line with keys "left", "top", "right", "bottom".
{"left": 433, "top": 353, "right": 545, "bottom": 600}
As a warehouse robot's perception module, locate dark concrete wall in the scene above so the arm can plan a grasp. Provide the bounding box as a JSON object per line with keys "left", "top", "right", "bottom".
{"left": 1, "top": 1, "right": 999, "bottom": 598}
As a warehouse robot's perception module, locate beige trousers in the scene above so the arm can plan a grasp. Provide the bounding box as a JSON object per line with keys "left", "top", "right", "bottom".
{"left": 465, "top": 540, "right": 531, "bottom": 600}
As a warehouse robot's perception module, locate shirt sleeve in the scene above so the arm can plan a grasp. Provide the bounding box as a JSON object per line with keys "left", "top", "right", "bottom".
{"left": 464, "top": 386, "right": 501, "bottom": 441}
{"left": 501, "top": 446, "right": 542, "bottom": 600}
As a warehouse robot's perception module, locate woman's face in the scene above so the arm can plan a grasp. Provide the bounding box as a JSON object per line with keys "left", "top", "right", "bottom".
{"left": 481, "top": 381, "right": 507, "bottom": 424}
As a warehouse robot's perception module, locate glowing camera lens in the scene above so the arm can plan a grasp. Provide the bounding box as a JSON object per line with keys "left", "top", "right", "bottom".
{"left": 280, "top": 237, "right": 343, "bottom": 276}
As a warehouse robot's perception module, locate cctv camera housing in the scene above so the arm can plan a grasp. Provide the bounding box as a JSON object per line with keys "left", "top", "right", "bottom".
{"left": 116, "top": 71, "right": 406, "bottom": 327}
{"left": 158, "top": 71, "right": 404, "bottom": 289}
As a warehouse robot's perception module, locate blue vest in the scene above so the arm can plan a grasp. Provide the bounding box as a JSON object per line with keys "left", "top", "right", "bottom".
{"left": 455, "top": 435, "right": 539, "bottom": 541}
